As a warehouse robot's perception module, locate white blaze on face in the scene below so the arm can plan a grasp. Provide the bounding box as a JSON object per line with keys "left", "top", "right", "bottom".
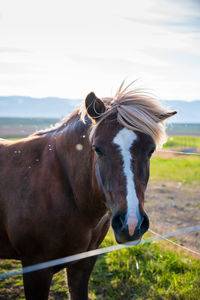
{"left": 113, "top": 128, "right": 140, "bottom": 236}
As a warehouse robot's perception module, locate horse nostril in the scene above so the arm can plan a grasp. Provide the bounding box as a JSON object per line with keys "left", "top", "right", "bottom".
{"left": 139, "top": 213, "right": 149, "bottom": 235}
{"left": 112, "top": 212, "right": 125, "bottom": 231}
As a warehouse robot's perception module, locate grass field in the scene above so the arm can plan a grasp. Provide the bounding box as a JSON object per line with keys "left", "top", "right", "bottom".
{"left": 0, "top": 117, "right": 59, "bottom": 138}
{"left": 151, "top": 136, "right": 200, "bottom": 185}
{"left": 0, "top": 117, "right": 59, "bottom": 127}
{"left": 166, "top": 123, "right": 200, "bottom": 136}
{"left": 89, "top": 232, "right": 200, "bottom": 299}
{"left": 163, "top": 136, "right": 200, "bottom": 149}
{"left": 0, "top": 231, "right": 200, "bottom": 299}
{"left": 150, "top": 156, "right": 200, "bottom": 185}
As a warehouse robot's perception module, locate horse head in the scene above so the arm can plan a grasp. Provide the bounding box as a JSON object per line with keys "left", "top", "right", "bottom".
{"left": 81, "top": 85, "right": 176, "bottom": 244}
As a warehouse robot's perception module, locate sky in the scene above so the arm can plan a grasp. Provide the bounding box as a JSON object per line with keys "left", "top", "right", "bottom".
{"left": 0, "top": 0, "right": 200, "bottom": 100}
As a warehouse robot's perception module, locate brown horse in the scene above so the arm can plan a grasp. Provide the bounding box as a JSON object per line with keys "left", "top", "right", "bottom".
{"left": 0, "top": 83, "right": 176, "bottom": 299}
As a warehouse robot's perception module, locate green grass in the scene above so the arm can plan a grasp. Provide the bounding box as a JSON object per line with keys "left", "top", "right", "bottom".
{"left": 89, "top": 231, "right": 200, "bottom": 299}
{"left": 0, "top": 117, "right": 59, "bottom": 127}
{"left": 151, "top": 135, "right": 200, "bottom": 185}
{"left": 0, "top": 231, "right": 200, "bottom": 299}
{"left": 166, "top": 123, "right": 200, "bottom": 136}
{"left": 3, "top": 137, "right": 20, "bottom": 141}
{"left": 164, "top": 136, "right": 200, "bottom": 149}
{"left": 150, "top": 156, "right": 200, "bottom": 185}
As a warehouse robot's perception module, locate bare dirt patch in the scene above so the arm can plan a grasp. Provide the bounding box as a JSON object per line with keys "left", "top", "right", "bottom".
{"left": 145, "top": 181, "right": 200, "bottom": 251}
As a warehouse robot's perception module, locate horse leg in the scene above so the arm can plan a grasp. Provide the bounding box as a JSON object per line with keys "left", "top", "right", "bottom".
{"left": 67, "top": 213, "right": 110, "bottom": 300}
{"left": 67, "top": 256, "right": 97, "bottom": 300}
{"left": 22, "top": 262, "right": 53, "bottom": 300}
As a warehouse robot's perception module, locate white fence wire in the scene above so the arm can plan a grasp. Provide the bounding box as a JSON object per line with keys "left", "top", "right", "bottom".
{"left": 0, "top": 225, "right": 200, "bottom": 280}
{"left": 157, "top": 149, "right": 200, "bottom": 156}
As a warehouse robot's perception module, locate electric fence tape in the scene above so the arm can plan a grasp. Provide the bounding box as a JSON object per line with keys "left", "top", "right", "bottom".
{"left": 0, "top": 225, "right": 200, "bottom": 280}
{"left": 157, "top": 150, "right": 200, "bottom": 156}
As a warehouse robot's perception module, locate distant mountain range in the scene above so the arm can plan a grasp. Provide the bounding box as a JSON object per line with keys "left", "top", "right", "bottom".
{"left": 0, "top": 96, "right": 81, "bottom": 119}
{"left": 0, "top": 96, "right": 199, "bottom": 123}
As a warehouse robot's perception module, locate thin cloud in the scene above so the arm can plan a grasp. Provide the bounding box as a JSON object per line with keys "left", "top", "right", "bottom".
{"left": 122, "top": 14, "right": 200, "bottom": 34}
{"left": 142, "top": 48, "right": 200, "bottom": 69}
{"left": 68, "top": 54, "right": 167, "bottom": 72}
{"left": 0, "top": 62, "right": 40, "bottom": 75}
{"left": 121, "top": 0, "right": 200, "bottom": 35}
{"left": 0, "top": 0, "right": 199, "bottom": 100}
{"left": 0, "top": 47, "right": 31, "bottom": 54}
{"left": 122, "top": 15, "right": 200, "bottom": 32}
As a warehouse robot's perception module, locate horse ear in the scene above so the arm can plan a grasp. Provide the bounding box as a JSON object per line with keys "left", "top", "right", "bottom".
{"left": 85, "top": 92, "right": 106, "bottom": 121}
{"left": 157, "top": 111, "right": 177, "bottom": 121}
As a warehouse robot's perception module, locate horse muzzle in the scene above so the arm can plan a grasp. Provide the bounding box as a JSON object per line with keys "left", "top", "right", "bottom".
{"left": 111, "top": 211, "right": 149, "bottom": 244}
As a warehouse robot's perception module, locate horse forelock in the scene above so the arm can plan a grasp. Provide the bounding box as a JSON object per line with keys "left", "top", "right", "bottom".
{"left": 79, "top": 81, "right": 169, "bottom": 148}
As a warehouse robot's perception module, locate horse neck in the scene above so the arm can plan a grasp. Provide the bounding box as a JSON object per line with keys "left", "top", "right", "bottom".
{"left": 55, "top": 112, "right": 107, "bottom": 222}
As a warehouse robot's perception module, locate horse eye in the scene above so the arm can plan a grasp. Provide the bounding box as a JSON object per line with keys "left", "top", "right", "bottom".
{"left": 93, "top": 146, "right": 103, "bottom": 156}
{"left": 148, "top": 148, "right": 155, "bottom": 158}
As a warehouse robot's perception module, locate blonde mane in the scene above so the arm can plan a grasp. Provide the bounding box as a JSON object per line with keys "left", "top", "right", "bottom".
{"left": 79, "top": 81, "right": 170, "bottom": 148}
